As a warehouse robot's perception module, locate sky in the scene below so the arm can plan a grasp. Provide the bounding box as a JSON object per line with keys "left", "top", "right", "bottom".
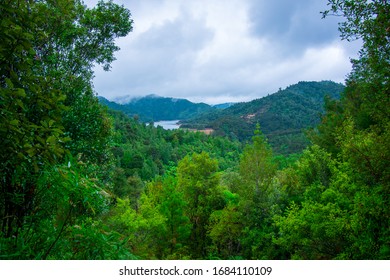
{"left": 85, "top": 0, "right": 361, "bottom": 104}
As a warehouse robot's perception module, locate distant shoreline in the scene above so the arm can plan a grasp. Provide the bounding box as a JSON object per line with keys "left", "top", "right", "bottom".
{"left": 153, "top": 120, "right": 181, "bottom": 130}
{"left": 153, "top": 120, "right": 214, "bottom": 135}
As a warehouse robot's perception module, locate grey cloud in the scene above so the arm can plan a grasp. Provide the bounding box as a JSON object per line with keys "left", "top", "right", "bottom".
{"left": 134, "top": 12, "right": 214, "bottom": 51}
{"left": 130, "top": 11, "right": 214, "bottom": 88}
{"left": 91, "top": 0, "right": 357, "bottom": 104}
{"left": 248, "top": 0, "right": 341, "bottom": 55}
{"left": 93, "top": 5, "right": 215, "bottom": 98}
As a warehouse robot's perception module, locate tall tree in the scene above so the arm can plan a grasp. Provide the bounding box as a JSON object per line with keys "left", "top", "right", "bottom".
{"left": 302, "top": 0, "right": 390, "bottom": 259}
{"left": 237, "top": 125, "right": 278, "bottom": 259}
{"left": 239, "top": 124, "right": 276, "bottom": 198}
{"left": 0, "top": 0, "right": 133, "bottom": 257}
{"left": 159, "top": 176, "right": 191, "bottom": 257}
{"left": 177, "top": 152, "right": 224, "bottom": 258}
{"left": 321, "top": 0, "right": 389, "bottom": 128}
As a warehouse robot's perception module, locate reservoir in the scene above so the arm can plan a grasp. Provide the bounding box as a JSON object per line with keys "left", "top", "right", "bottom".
{"left": 153, "top": 120, "right": 181, "bottom": 130}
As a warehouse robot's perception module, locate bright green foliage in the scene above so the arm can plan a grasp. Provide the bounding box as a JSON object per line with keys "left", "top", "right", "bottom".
{"left": 239, "top": 124, "right": 276, "bottom": 198}
{"left": 239, "top": 127, "right": 276, "bottom": 214}
{"left": 108, "top": 109, "right": 242, "bottom": 185}
{"left": 273, "top": 147, "right": 352, "bottom": 259}
{"left": 235, "top": 127, "right": 282, "bottom": 259}
{"left": 158, "top": 176, "right": 191, "bottom": 258}
{"left": 177, "top": 152, "right": 225, "bottom": 258}
{"left": 108, "top": 196, "right": 167, "bottom": 259}
{"left": 107, "top": 173, "right": 191, "bottom": 259}
{"left": 305, "top": 0, "right": 390, "bottom": 259}
{"left": 335, "top": 120, "right": 390, "bottom": 258}
{"left": 294, "top": 145, "right": 333, "bottom": 190}
{"left": 274, "top": 140, "right": 389, "bottom": 259}
{"left": 36, "top": 161, "right": 129, "bottom": 260}
{"left": 206, "top": 127, "right": 284, "bottom": 260}
{"left": 336, "top": 119, "right": 390, "bottom": 187}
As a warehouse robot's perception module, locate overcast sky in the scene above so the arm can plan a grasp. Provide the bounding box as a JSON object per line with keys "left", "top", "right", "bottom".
{"left": 85, "top": 0, "right": 361, "bottom": 104}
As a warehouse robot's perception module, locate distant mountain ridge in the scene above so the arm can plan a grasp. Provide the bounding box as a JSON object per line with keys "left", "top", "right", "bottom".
{"left": 99, "top": 95, "right": 215, "bottom": 122}
{"left": 99, "top": 81, "right": 345, "bottom": 154}
{"left": 181, "top": 81, "right": 345, "bottom": 154}
{"left": 212, "top": 102, "right": 235, "bottom": 109}
{"left": 113, "top": 94, "right": 162, "bottom": 104}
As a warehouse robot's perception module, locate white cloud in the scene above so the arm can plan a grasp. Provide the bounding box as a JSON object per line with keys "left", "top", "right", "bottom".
{"left": 86, "top": 0, "right": 360, "bottom": 104}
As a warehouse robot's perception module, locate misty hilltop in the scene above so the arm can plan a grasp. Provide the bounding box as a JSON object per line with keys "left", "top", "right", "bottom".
{"left": 100, "top": 81, "right": 345, "bottom": 154}
{"left": 99, "top": 94, "right": 215, "bottom": 122}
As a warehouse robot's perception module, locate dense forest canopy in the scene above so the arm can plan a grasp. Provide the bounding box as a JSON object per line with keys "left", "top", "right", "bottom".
{"left": 180, "top": 80, "right": 346, "bottom": 154}
{"left": 0, "top": 0, "right": 389, "bottom": 260}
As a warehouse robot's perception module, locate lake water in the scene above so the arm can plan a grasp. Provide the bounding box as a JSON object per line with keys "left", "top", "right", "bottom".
{"left": 153, "top": 120, "right": 181, "bottom": 130}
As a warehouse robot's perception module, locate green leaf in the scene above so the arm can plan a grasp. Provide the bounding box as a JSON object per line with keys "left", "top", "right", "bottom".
{"left": 10, "top": 119, "right": 19, "bottom": 126}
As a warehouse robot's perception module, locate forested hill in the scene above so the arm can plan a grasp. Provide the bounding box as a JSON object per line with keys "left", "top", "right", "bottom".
{"left": 181, "top": 81, "right": 345, "bottom": 154}
{"left": 99, "top": 94, "right": 215, "bottom": 122}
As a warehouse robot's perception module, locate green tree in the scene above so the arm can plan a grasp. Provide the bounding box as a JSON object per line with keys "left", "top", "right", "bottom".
{"left": 239, "top": 124, "right": 276, "bottom": 200}
{"left": 208, "top": 191, "right": 243, "bottom": 259}
{"left": 313, "top": 0, "right": 390, "bottom": 258}
{"left": 0, "top": 0, "right": 133, "bottom": 258}
{"left": 335, "top": 119, "right": 390, "bottom": 258}
{"left": 1, "top": 0, "right": 69, "bottom": 240}
{"left": 274, "top": 200, "right": 351, "bottom": 259}
{"left": 159, "top": 176, "right": 191, "bottom": 258}
{"left": 107, "top": 196, "right": 166, "bottom": 259}
{"left": 177, "top": 152, "right": 224, "bottom": 258}
{"left": 236, "top": 126, "right": 286, "bottom": 259}
{"left": 273, "top": 147, "right": 354, "bottom": 259}
{"left": 319, "top": 0, "right": 389, "bottom": 132}
{"left": 274, "top": 139, "right": 389, "bottom": 259}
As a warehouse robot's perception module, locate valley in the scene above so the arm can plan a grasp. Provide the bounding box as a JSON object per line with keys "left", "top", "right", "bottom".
{"left": 100, "top": 80, "right": 345, "bottom": 154}
{"left": 1, "top": 0, "right": 388, "bottom": 262}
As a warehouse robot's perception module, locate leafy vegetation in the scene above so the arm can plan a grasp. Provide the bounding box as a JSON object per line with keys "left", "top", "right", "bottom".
{"left": 1, "top": 0, "right": 388, "bottom": 260}
{"left": 1, "top": 0, "right": 133, "bottom": 259}
{"left": 101, "top": 81, "right": 345, "bottom": 155}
